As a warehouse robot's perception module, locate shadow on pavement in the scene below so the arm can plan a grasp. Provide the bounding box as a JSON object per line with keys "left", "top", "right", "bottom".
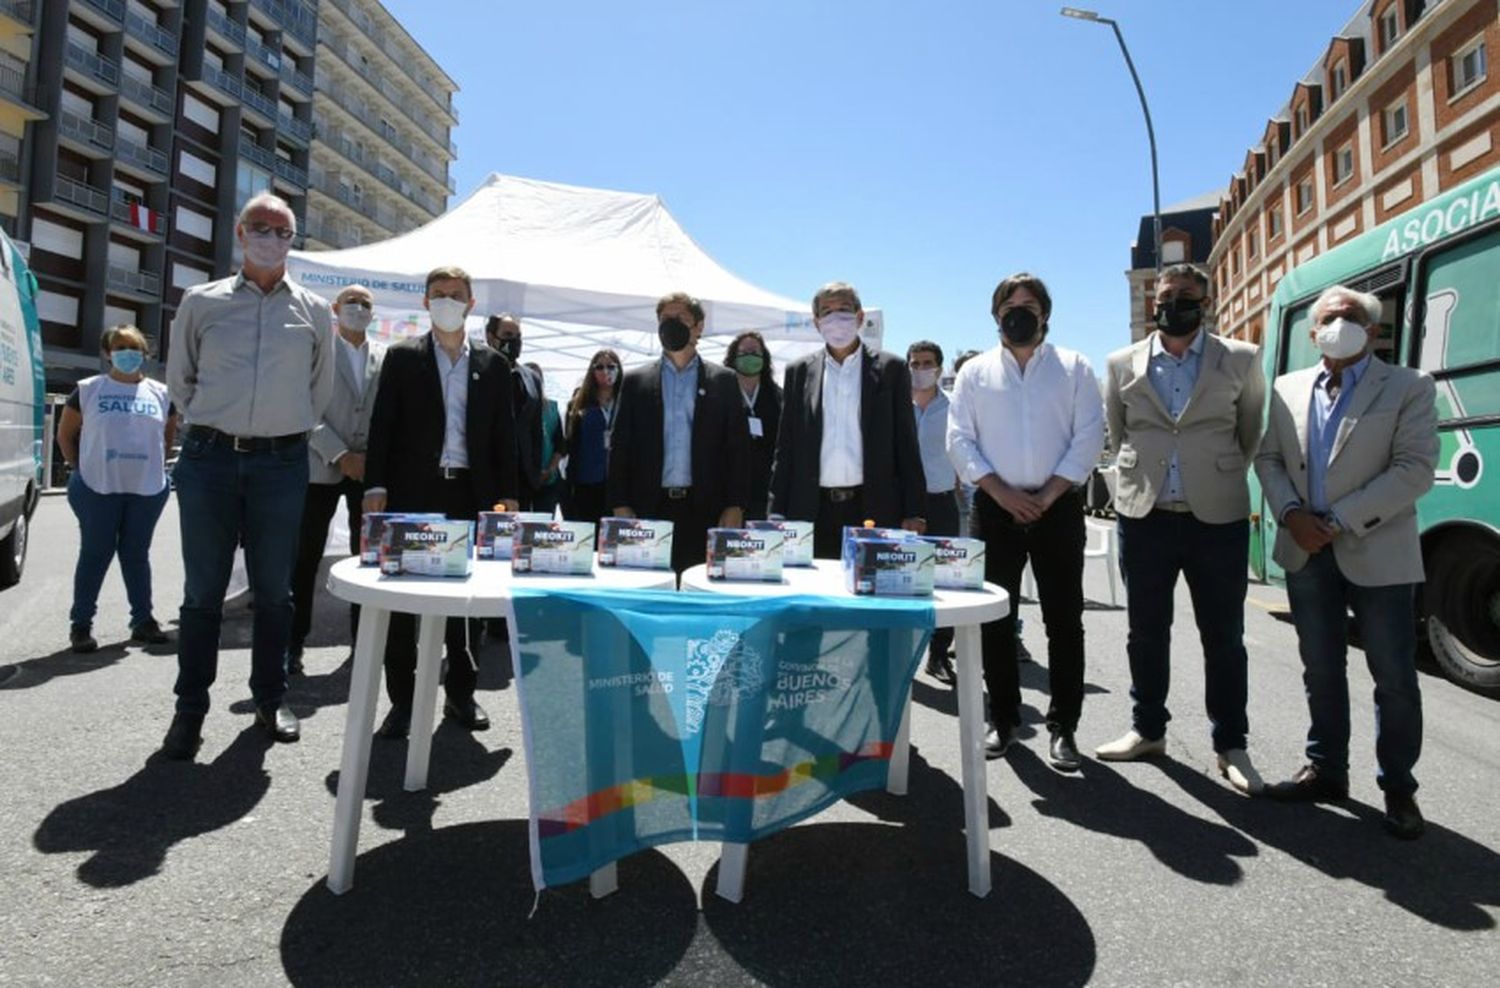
{"left": 847, "top": 747, "right": 1011, "bottom": 831}
{"left": 699, "top": 821, "right": 1095, "bottom": 987}
{"left": 32, "top": 727, "right": 271, "bottom": 887}
{"left": 1157, "top": 759, "right": 1500, "bottom": 931}
{"left": 0, "top": 642, "right": 133, "bottom": 693}
{"left": 323, "top": 728, "right": 514, "bottom": 834}
{"left": 279, "top": 820, "right": 698, "bottom": 987}
{"left": 1006, "top": 744, "right": 1257, "bottom": 886}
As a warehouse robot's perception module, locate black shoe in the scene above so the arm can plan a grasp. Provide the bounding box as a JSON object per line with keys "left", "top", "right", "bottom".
{"left": 161, "top": 713, "right": 204, "bottom": 761}
{"left": 1266, "top": 764, "right": 1349, "bottom": 803}
{"left": 376, "top": 704, "right": 411, "bottom": 740}
{"left": 129, "top": 619, "right": 170, "bottom": 645}
{"left": 1049, "top": 730, "right": 1082, "bottom": 772}
{"left": 69, "top": 624, "right": 98, "bottom": 654}
{"left": 1383, "top": 792, "right": 1425, "bottom": 840}
{"left": 286, "top": 644, "right": 305, "bottom": 677}
{"left": 1015, "top": 639, "right": 1033, "bottom": 664}
{"left": 923, "top": 654, "right": 956, "bottom": 686}
{"left": 984, "top": 726, "right": 1014, "bottom": 759}
{"left": 444, "top": 697, "right": 490, "bottom": 731}
{"left": 255, "top": 704, "right": 301, "bottom": 743}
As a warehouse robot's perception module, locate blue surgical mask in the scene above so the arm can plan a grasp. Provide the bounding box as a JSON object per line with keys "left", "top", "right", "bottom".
{"left": 111, "top": 349, "right": 145, "bottom": 374}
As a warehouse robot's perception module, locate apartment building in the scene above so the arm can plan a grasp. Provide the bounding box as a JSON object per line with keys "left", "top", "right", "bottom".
{"left": 1210, "top": 0, "right": 1500, "bottom": 343}
{"left": 305, "top": 0, "right": 456, "bottom": 251}
{"left": 1, "top": 2, "right": 43, "bottom": 234}
{"left": 1124, "top": 192, "right": 1218, "bottom": 343}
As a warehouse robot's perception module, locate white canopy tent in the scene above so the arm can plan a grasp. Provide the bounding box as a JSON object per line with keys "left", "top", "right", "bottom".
{"left": 286, "top": 173, "right": 881, "bottom": 398}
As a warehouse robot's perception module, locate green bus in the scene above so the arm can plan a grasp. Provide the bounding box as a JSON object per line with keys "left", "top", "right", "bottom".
{"left": 1253, "top": 163, "right": 1500, "bottom": 696}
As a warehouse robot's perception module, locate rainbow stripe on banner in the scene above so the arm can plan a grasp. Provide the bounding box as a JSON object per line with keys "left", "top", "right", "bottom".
{"left": 508, "top": 588, "right": 931, "bottom": 890}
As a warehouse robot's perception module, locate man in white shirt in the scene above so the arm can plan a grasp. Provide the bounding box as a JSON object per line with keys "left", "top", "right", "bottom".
{"left": 769, "top": 282, "right": 926, "bottom": 558}
{"left": 290, "top": 284, "right": 385, "bottom": 675}
{"left": 947, "top": 273, "right": 1105, "bottom": 769}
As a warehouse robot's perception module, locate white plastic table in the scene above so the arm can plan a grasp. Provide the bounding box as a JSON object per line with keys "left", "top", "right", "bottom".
{"left": 680, "top": 560, "right": 1008, "bottom": 900}
{"left": 324, "top": 557, "right": 676, "bottom": 896}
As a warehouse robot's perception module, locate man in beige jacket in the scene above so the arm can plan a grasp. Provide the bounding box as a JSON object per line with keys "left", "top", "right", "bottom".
{"left": 1096, "top": 264, "right": 1267, "bottom": 795}
{"left": 1255, "top": 284, "right": 1437, "bottom": 839}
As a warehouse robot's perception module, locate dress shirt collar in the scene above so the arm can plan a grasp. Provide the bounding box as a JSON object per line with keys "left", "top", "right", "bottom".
{"left": 1149, "top": 327, "right": 1206, "bottom": 363}
{"left": 999, "top": 340, "right": 1052, "bottom": 376}
{"left": 660, "top": 353, "right": 701, "bottom": 377}
{"left": 233, "top": 269, "right": 293, "bottom": 296}
{"left": 1316, "top": 352, "right": 1372, "bottom": 393}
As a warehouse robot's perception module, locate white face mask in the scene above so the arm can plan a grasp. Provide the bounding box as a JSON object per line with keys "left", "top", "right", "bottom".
{"left": 338, "top": 304, "right": 373, "bottom": 333}
{"left": 818, "top": 311, "right": 860, "bottom": 349}
{"left": 910, "top": 367, "right": 939, "bottom": 390}
{"left": 428, "top": 297, "right": 469, "bottom": 333}
{"left": 242, "top": 230, "right": 292, "bottom": 269}
{"left": 1315, "top": 317, "right": 1368, "bottom": 360}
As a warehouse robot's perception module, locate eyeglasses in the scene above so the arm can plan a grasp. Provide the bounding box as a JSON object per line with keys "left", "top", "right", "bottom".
{"left": 341, "top": 299, "right": 372, "bottom": 310}
{"left": 592, "top": 363, "right": 618, "bottom": 372}
{"left": 247, "top": 222, "right": 296, "bottom": 240}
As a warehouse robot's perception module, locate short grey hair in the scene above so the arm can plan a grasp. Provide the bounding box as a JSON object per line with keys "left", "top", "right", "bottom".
{"left": 1158, "top": 263, "right": 1210, "bottom": 295}
{"left": 237, "top": 192, "right": 295, "bottom": 229}
{"left": 1311, "top": 285, "right": 1381, "bottom": 326}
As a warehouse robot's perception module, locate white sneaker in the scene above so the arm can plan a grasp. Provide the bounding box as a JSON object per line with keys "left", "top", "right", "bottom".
{"left": 1094, "top": 729, "right": 1167, "bottom": 761}
{"left": 1217, "top": 748, "right": 1265, "bottom": 795}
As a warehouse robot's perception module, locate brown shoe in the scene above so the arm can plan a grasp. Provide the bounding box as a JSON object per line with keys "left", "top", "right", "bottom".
{"left": 1266, "top": 764, "right": 1348, "bottom": 803}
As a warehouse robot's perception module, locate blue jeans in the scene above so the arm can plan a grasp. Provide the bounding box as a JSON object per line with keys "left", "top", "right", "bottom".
{"left": 172, "top": 433, "right": 308, "bottom": 716}
{"left": 66, "top": 473, "right": 169, "bottom": 628}
{"left": 1117, "top": 511, "right": 1250, "bottom": 752}
{"left": 1284, "top": 549, "right": 1423, "bottom": 796}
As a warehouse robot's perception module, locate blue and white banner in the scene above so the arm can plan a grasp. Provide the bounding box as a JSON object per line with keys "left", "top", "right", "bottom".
{"left": 507, "top": 588, "right": 933, "bottom": 890}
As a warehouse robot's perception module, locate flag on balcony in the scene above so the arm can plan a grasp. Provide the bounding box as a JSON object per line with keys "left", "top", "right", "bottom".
{"left": 128, "top": 203, "right": 159, "bottom": 234}
{"left": 507, "top": 586, "right": 933, "bottom": 890}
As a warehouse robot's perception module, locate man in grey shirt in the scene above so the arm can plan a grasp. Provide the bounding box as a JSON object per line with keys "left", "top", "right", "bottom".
{"left": 163, "top": 192, "right": 334, "bottom": 760}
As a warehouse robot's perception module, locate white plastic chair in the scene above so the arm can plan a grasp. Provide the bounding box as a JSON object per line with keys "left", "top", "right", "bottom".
{"left": 1021, "top": 517, "right": 1119, "bottom": 606}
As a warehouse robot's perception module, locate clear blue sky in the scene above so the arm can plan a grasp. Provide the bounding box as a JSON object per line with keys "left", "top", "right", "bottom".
{"left": 381, "top": 0, "right": 1357, "bottom": 370}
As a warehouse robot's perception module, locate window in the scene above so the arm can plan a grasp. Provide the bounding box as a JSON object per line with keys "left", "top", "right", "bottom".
{"left": 1248, "top": 230, "right": 1259, "bottom": 259}
{"left": 1296, "top": 104, "right": 1310, "bottom": 135}
{"left": 179, "top": 150, "right": 216, "bottom": 186}
{"left": 1296, "top": 180, "right": 1314, "bottom": 214}
{"left": 172, "top": 262, "right": 211, "bottom": 290}
{"left": 1331, "top": 62, "right": 1348, "bottom": 100}
{"left": 235, "top": 161, "right": 271, "bottom": 209}
{"left": 1418, "top": 227, "right": 1500, "bottom": 411}
{"left": 1333, "top": 144, "right": 1355, "bottom": 185}
{"left": 1268, "top": 139, "right": 1280, "bottom": 167}
{"left": 1231, "top": 248, "right": 1241, "bottom": 274}
{"left": 174, "top": 204, "right": 214, "bottom": 241}
{"left": 1269, "top": 209, "right": 1284, "bottom": 239}
{"left": 183, "top": 92, "right": 219, "bottom": 130}
{"left": 1380, "top": 6, "right": 1400, "bottom": 50}
{"left": 1161, "top": 240, "right": 1185, "bottom": 264}
{"left": 1454, "top": 38, "right": 1488, "bottom": 94}
{"left": 1382, "top": 101, "right": 1409, "bottom": 146}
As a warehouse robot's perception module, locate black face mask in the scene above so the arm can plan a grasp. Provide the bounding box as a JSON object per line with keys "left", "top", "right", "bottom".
{"left": 658, "top": 317, "right": 692, "bottom": 353}
{"left": 493, "top": 336, "right": 522, "bottom": 362}
{"left": 999, "top": 308, "right": 1041, "bottom": 346}
{"left": 1155, "top": 298, "right": 1204, "bottom": 337}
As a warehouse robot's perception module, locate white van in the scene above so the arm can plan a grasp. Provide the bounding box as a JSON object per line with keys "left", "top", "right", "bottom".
{"left": 0, "top": 228, "right": 43, "bottom": 589}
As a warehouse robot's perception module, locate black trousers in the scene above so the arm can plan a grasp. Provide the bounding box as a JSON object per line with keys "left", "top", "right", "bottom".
{"left": 291, "top": 478, "right": 363, "bottom": 648}
{"left": 566, "top": 480, "right": 607, "bottom": 530}
{"left": 976, "top": 488, "right": 1086, "bottom": 734}
{"left": 924, "top": 488, "right": 960, "bottom": 660}
{"left": 383, "top": 475, "right": 483, "bottom": 708}
{"left": 637, "top": 491, "right": 711, "bottom": 575}
{"left": 813, "top": 489, "right": 869, "bottom": 560}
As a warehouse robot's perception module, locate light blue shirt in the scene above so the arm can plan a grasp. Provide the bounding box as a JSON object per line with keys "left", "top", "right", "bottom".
{"left": 660, "top": 355, "right": 699, "bottom": 488}
{"left": 433, "top": 336, "right": 470, "bottom": 469}
{"left": 1307, "top": 353, "right": 1372, "bottom": 517}
{"left": 1147, "top": 328, "right": 1205, "bottom": 504}
{"left": 913, "top": 389, "right": 955, "bottom": 494}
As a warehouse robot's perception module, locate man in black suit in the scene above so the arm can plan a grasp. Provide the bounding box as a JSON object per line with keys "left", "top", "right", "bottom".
{"left": 607, "top": 291, "right": 749, "bottom": 574}
{"left": 769, "top": 281, "right": 927, "bottom": 558}
{"left": 363, "top": 266, "right": 521, "bottom": 739}
{"left": 486, "top": 314, "right": 543, "bottom": 509}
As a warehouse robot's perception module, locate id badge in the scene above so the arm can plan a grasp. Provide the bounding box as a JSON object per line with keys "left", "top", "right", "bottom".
{"left": 747, "top": 416, "right": 764, "bottom": 438}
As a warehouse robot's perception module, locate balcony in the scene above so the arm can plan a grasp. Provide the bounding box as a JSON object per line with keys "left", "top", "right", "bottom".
{"left": 106, "top": 265, "right": 162, "bottom": 299}
{"left": 57, "top": 109, "right": 115, "bottom": 156}
{"left": 50, "top": 175, "right": 111, "bottom": 221}
{"left": 0, "top": 134, "right": 20, "bottom": 186}
{"left": 308, "top": 171, "right": 399, "bottom": 233}
{"left": 115, "top": 137, "right": 169, "bottom": 177}
{"left": 124, "top": 9, "right": 179, "bottom": 63}
{"left": 278, "top": 113, "right": 314, "bottom": 144}
{"left": 325, "top": 0, "right": 457, "bottom": 121}
{"left": 0, "top": 1, "right": 36, "bottom": 31}
{"left": 204, "top": 5, "right": 245, "bottom": 49}
{"left": 319, "top": 36, "right": 454, "bottom": 155}
{"left": 273, "top": 156, "right": 308, "bottom": 188}
{"left": 241, "top": 84, "right": 276, "bottom": 124}
{"left": 244, "top": 34, "right": 280, "bottom": 72}
{"left": 110, "top": 197, "right": 167, "bottom": 238}
{"left": 248, "top": 0, "right": 315, "bottom": 49}
{"left": 119, "top": 73, "right": 173, "bottom": 121}
{"left": 193, "top": 63, "right": 242, "bottom": 105}
{"left": 318, "top": 83, "right": 451, "bottom": 187}
{"left": 63, "top": 40, "right": 121, "bottom": 92}
{"left": 76, "top": 0, "right": 125, "bottom": 29}
{"left": 239, "top": 140, "right": 277, "bottom": 173}
{"left": 279, "top": 61, "right": 313, "bottom": 97}
{"left": 0, "top": 55, "right": 41, "bottom": 112}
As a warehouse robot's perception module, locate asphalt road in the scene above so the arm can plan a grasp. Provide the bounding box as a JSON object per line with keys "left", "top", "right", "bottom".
{"left": 1, "top": 493, "right": 1496, "bottom": 987}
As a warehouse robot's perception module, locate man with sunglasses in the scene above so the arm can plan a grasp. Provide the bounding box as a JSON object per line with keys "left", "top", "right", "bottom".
{"left": 163, "top": 192, "right": 335, "bottom": 759}
{"left": 289, "top": 284, "right": 385, "bottom": 675}
{"left": 1096, "top": 263, "right": 1267, "bottom": 796}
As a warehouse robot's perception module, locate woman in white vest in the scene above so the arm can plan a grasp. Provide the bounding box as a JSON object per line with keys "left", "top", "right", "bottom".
{"left": 57, "top": 325, "right": 176, "bottom": 653}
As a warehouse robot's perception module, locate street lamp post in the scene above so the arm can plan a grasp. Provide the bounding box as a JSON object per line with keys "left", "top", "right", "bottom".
{"left": 1061, "top": 7, "right": 1162, "bottom": 275}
